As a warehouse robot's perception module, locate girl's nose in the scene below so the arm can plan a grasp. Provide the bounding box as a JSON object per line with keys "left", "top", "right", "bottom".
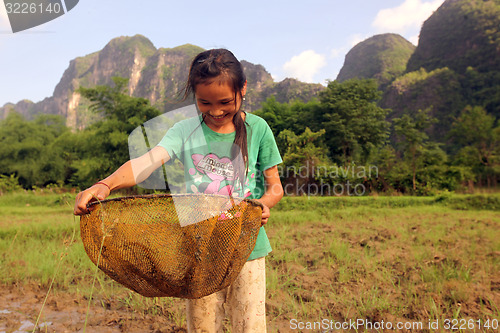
{"left": 210, "top": 110, "right": 224, "bottom": 116}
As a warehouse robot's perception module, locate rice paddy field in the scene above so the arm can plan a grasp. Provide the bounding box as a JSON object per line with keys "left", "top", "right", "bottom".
{"left": 0, "top": 191, "right": 499, "bottom": 332}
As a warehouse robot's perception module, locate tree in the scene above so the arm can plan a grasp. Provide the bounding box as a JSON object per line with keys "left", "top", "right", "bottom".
{"left": 0, "top": 112, "right": 70, "bottom": 188}
{"left": 75, "top": 77, "right": 161, "bottom": 188}
{"left": 278, "top": 127, "right": 330, "bottom": 195}
{"left": 449, "top": 105, "right": 500, "bottom": 186}
{"left": 318, "top": 79, "right": 390, "bottom": 165}
{"left": 253, "top": 96, "right": 321, "bottom": 154}
{"left": 449, "top": 106, "right": 499, "bottom": 166}
{"left": 393, "top": 108, "right": 437, "bottom": 191}
{"left": 279, "top": 127, "right": 328, "bottom": 170}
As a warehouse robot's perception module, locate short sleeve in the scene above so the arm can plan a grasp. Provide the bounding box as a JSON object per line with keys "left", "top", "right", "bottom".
{"left": 156, "top": 121, "right": 184, "bottom": 160}
{"left": 257, "top": 120, "right": 282, "bottom": 171}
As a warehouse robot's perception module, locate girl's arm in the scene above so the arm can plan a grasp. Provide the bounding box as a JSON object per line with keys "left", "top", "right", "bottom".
{"left": 255, "top": 165, "right": 283, "bottom": 225}
{"left": 73, "top": 146, "right": 170, "bottom": 215}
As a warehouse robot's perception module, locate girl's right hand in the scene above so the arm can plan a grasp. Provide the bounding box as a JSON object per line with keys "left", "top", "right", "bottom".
{"left": 73, "top": 183, "right": 110, "bottom": 215}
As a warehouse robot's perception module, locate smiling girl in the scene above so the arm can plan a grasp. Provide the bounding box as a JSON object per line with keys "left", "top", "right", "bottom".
{"left": 74, "top": 48, "right": 283, "bottom": 332}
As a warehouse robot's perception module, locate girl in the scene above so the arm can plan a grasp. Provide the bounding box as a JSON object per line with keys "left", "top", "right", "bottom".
{"left": 74, "top": 48, "right": 283, "bottom": 332}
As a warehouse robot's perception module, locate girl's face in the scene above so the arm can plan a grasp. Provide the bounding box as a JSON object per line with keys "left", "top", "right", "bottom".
{"left": 195, "top": 80, "right": 246, "bottom": 133}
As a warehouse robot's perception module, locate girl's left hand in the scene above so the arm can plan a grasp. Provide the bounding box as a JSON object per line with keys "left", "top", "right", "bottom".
{"left": 261, "top": 203, "right": 270, "bottom": 226}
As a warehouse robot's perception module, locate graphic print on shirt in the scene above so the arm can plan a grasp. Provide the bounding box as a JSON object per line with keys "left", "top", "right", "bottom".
{"left": 189, "top": 153, "right": 252, "bottom": 198}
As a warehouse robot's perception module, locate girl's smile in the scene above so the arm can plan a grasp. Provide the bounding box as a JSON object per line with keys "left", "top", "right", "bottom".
{"left": 207, "top": 113, "right": 229, "bottom": 121}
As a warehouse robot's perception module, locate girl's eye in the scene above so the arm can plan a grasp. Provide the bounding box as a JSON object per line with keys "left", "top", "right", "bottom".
{"left": 221, "top": 100, "right": 234, "bottom": 105}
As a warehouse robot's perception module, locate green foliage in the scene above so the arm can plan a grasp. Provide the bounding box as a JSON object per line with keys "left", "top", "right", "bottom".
{"left": 449, "top": 106, "right": 499, "bottom": 164}
{"left": 391, "top": 68, "right": 433, "bottom": 92}
{"left": 318, "top": 79, "right": 390, "bottom": 164}
{"left": 393, "top": 109, "right": 435, "bottom": 151}
{"left": 279, "top": 128, "right": 328, "bottom": 169}
{"left": 254, "top": 96, "right": 321, "bottom": 154}
{"left": 0, "top": 112, "right": 71, "bottom": 188}
{"left": 278, "top": 128, "right": 331, "bottom": 194}
{"left": 388, "top": 68, "right": 466, "bottom": 132}
{"left": 254, "top": 77, "right": 490, "bottom": 195}
{"left": 448, "top": 105, "right": 500, "bottom": 186}
{"left": 273, "top": 193, "right": 500, "bottom": 211}
{"left": 462, "top": 68, "right": 500, "bottom": 118}
{"left": 74, "top": 77, "right": 161, "bottom": 188}
{"left": 434, "top": 193, "right": 500, "bottom": 211}
{"left": 255, "top": 81, "right": 392, "bottom": 195}
{"left": 0, "top": 174, "right": 22, "bottom": 193}
{"left": 393, "top": 108, "right": 438, "bottom": 191}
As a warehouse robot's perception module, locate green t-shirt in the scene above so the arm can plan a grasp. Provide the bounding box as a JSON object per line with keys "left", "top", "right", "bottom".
{"left": 157, "top": 113, "right": 282, "bottom": 260}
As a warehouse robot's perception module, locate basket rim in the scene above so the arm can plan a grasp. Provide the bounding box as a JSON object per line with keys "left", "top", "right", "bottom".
{"left": 86, "top": 193, "right": 264, "bottom": 210}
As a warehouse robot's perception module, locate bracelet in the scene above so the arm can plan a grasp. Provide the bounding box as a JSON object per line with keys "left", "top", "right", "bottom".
{"left": 94, "top": 181, "right": 111, "bottom": 190}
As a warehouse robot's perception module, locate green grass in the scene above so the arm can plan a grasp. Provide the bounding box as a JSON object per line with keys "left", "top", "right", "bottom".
{"left": 266, "top": 196, "right": 499, "bottom": 330}
{"left": 0, "top": 191, "right": 499, "bottom": 332}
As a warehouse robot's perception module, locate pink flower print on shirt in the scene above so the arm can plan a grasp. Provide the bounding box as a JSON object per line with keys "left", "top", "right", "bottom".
{"left": 191, "top": 153, "right": 236, "bottom": 196}
{"left": 191, "top": 153, "right": 252, "bottom": 198}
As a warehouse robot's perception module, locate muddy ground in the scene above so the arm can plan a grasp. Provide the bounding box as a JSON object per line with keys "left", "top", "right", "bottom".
{"left": 0, "top": 283, "right": 186, "bottom": 333}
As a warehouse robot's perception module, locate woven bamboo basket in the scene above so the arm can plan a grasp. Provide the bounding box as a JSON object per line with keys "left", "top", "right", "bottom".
{"left": 80, "top": 194, "right": 262, "bottom": 299}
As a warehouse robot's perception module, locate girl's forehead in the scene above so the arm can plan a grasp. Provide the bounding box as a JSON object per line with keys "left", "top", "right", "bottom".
{"left": 196, "top": 73, "right": 232, "bottom": 87}
{"left": 195, "top": 81, "right": 236, "bottom": 98}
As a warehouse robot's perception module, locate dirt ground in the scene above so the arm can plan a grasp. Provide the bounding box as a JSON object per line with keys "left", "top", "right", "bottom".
{"left": 2, "top": 207, "right": 499, "bottom": 333}
{"left": 0, "top": 283, "right": 186, "bottom": 333}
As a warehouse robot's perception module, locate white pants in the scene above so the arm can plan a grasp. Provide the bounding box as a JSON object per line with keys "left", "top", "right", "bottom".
{"left": 186, "top": 257, "right": 267, "bottom": 333}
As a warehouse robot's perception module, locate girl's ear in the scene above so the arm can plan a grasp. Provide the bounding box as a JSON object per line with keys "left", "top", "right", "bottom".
{"left": 242, "top": 80, "right": 247, "bottom": 97}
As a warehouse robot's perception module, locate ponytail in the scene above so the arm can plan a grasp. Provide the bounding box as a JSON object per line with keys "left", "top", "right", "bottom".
{"left": 232, "top": 109, "right": 248, "bottom": 183}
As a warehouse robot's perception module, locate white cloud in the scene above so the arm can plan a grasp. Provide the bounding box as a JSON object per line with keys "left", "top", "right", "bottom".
{"left": 372, "top": 0, "right": 444, "bottom": 34}
{"left": 282, "top": 50, "right": 326, "bottom": 83}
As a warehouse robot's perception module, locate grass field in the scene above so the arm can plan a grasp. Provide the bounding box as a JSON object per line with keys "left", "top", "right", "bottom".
{"left": 0, "top": 191, "right": 499, "bottom": 332}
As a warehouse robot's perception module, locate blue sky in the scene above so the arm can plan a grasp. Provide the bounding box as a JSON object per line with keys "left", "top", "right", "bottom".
{"left": 0, "top": 0, "right": 445, "bottom": 106}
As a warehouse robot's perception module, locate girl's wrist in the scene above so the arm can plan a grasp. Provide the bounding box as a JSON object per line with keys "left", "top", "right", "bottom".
{"left": 94, "top": 181, "right": 111, "bottom": 191}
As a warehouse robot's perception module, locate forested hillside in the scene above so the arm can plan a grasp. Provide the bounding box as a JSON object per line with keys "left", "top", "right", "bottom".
{"left": 336, "top": 33, "right": 415, "bottom": 88}
{"left": 380, "top": 0, "right": 500, "bottom": 140}
{"left": 257, "top": 0, "right": 499, "bottom": 193}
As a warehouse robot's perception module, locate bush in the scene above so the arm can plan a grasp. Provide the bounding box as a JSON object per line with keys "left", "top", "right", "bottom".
{"left": 0, "top": 174, "right": 22, "bottom": 194}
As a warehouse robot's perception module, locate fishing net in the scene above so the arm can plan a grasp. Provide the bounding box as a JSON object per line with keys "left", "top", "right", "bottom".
{"left": 80, "top": 194, "right": 263, "bottom": 299}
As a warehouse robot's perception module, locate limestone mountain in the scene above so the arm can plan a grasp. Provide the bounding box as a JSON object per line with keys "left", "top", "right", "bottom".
{"left": 377, "top": 0, "right": 500, "bottom": 140}
{"left": 406, "top": 0, "right": 500, "bottom": 74}
{"left": 1, "top": 35, "right": 324, "bottom": 129}
{"left": 336, "top": 33, "right": 416, "bottom": 88}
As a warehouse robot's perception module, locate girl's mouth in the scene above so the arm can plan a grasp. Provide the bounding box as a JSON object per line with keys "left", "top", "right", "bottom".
{"left": 209, "top": 114, "right": 227, "bottom": 121}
